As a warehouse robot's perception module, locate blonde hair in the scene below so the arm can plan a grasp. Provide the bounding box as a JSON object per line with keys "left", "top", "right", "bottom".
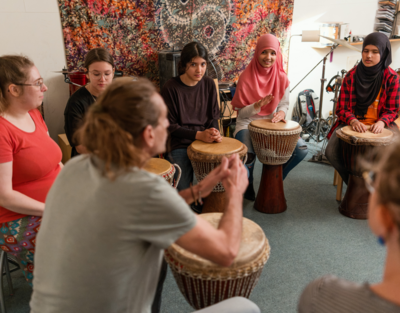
{"left": 76, "top": 77, "right": 160, "bottom": 180}
{"left": 0, "top": 55, "right": 34, "bottom": 114}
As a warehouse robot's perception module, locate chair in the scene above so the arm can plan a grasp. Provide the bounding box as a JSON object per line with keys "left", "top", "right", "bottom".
{"left": 214, "top": 79, "right": 224, "bottom": 136}
{"left": 333, "top": 170, "right": 343, "bottom": 201}
{"left": 58, "top": 134, "right": 72, "bottom": 164}
{"left": 0, "top": 251, "right": 20, "bottom": 313}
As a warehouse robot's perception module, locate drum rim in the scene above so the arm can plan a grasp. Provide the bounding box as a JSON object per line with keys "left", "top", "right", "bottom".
{"left": 337, "top": 127, "right": 395, "bottom": 146}
{"left": 188, "top": 142, "right": 248, "bottom": 161}
{"left": 165, "top": 214, "right": 270, "bottom": 274}
{"left": 165, "top": 239, "right": 270, "bottom": 279}
{"left": 339, "top": 125, "right": 393, "bottom": 140}
{"left": 143, "top": 158, "right": 173, "bottom": 176}
{"left": 190, "top": 137, "right": 245, "bottom": 155}
{"left": 249, "top": 119, "right": 301, "bottom": 132}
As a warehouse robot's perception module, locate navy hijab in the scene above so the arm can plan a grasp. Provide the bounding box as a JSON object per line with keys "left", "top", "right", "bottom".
{"left": 355, "top": 33, "right": 392, "bottom": 118}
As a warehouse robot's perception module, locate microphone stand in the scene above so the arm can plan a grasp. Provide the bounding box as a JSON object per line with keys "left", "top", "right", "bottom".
{"left": 311, "top": 73, "right": 342, "bottom": 163}
{"left": 291, "top": 43, "right": 340, "bottom": 143}
{"left": 290, "top": 43, "right": 340, "bottom": 163}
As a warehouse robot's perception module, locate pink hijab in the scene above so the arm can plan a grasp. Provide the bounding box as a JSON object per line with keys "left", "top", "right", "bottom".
{"left": 232, "top": 34, "right": 290, "bottom": 116}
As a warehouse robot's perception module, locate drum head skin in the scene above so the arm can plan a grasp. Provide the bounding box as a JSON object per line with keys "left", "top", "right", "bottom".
{"left": 341, "top": 125, "right": 393, "bottom": 140}
{"left": 167, "top": 213, "right": 267, "bottom": 269}
{"left": 250, "top": 119, "right": 300, "bottom": 131}
{"left": 143, "top": 158, "right": 171, "bottom": 176}
{"left": 191, "top": 137, "right": 243, "bottom": 155}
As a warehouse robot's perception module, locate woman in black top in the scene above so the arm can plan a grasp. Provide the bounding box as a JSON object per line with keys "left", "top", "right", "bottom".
{"left": 64, "top": 48, "right": 115, "bottom": 157}
{"left": 161, "top": 42, "right": 221, "bottom": 199}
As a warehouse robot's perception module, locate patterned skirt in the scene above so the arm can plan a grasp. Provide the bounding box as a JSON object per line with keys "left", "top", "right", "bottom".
{"left": 0, "top": 216, "right": 41, "bottom": 286}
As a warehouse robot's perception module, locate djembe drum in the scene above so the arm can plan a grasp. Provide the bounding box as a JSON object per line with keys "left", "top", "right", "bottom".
{"left": 336, "top": 126, "right": 394, "bottom": 219}
{"left": 164, "top": 213, "right": 270, "bottom": 310}
{"left": 187, "top": 137, "right": 247, "bottom": 213}
{"left": 143, "top": 158, "right": 181, "bottom": 188}
{"left": 249, "top": 119, "right": 302, "bottom": 214}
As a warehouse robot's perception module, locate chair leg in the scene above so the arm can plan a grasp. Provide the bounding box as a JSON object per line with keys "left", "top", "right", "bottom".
{"left": 3, "top": 256, "right": 13, "bottom": 296}
{"left": 336, "top": 175, "right": 343, "bottom": 201}
{"left": 0, "top": 251, "right": 7, "bottom": 313}
{"left": 333, "top": 170, "right": 338, "bottom": 186}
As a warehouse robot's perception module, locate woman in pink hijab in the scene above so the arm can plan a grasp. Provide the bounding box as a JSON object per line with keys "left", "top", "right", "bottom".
{"left": 232, "top": 34, "right": 308, "bottom": 200}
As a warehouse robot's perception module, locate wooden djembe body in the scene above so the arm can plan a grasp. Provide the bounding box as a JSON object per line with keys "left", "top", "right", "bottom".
{"left": 187, "top": 137, "right": 247, "bottom": 213}
{"left": 249, "top": 119, "right": 302, "bottom": 214}
{"left": 336, "top": 126, "right": 394, "bottom": 219}
{"left": 164, "top": 213, "right": 270, "bottom": 310}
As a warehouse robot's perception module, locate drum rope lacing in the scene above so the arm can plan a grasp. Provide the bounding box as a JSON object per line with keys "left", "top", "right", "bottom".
{"left": 189, "top": 148, "right": 247, "bottom": 193}
{"left": 176, "top": 271, "right": 260, "bottom": 308}
{"left": 160, "top": 163, "right": 182, "bottom": 188}
{"left": 165, "top": 243, "right": 270, "bottom": 309}
{"left": 248, "top": 126, "right": 302, "bottom": 165}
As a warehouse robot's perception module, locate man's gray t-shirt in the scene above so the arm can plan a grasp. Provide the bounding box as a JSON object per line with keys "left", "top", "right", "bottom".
{"left": 30, "top": 156, "right": 197, "bottom": 313}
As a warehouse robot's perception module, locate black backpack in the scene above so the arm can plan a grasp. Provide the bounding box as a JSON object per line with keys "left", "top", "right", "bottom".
{"left": 292, "top": 89, "right": 320, "bottom": 127}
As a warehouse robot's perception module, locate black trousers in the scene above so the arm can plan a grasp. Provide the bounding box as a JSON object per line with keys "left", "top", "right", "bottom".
{"left": 151, "top": 259, "right": 168, "bottom": 313}
{"left": 325, "top": 124, "right": 349, "bottom": 185}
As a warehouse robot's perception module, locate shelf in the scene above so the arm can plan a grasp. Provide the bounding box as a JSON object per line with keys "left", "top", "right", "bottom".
{"left": 347, "top": 38, "right": 400, "bottom": 46}
{"left": 312, "top": 38, "right": 400, "bottom": 49}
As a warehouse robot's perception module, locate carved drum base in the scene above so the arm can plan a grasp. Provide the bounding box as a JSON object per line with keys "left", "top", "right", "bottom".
{"left": 202, "top": 192, "right": 227, "bottom": 214}
{"left": 254, "top": 164, "right": 287, "bottom": 214}
{"left": 339, "top": 175, "right": 369, "bottom": 219}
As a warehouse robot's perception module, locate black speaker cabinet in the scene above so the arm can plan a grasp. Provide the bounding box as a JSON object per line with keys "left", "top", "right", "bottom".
{"left": 158, "top": 50, "right": 181, "bottom": 90}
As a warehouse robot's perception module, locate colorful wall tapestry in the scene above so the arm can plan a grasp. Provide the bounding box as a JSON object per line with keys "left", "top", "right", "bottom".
{"left": 58, "top": 0, "right": 294, "bottom": 84}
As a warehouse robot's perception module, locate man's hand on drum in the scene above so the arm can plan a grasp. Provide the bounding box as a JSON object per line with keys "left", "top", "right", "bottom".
{"left": 271, "top": 110, "right": 286, "bottom": 123}
{"left": 221, "top": 154, "right": 248, "bottom": 197}
{"left": 197, "top": 156, "right": 231, "bottom": 198}
{"left": 254, "top": 94, "right": 274, "bottom": 111}
{"left": 350, "top": 119, "right": 368, "bottom": 133}
{"left": 370, "top": 121, "right": 385, "bottom": 134}
{"left": 196, "top": 128, "right": 222, "bottom": 143}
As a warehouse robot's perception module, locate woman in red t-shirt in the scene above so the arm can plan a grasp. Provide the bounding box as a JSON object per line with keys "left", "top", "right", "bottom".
{"left": 0, "top": 55, "right": 62, "bottom": 285}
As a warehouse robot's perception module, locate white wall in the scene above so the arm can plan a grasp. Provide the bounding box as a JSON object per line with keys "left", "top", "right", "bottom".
{"left": 1, "top": 0, "right": 398, "bottom": 138}
{"left": 288, "top": 0, "right": 400, "bottom": 119}
{"left": 0, "top": 0, "right": 68, "bottom": 141}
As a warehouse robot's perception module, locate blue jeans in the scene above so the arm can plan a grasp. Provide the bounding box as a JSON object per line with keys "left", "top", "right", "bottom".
{"left": 235, "top": 129, "right": 308, "bottom": 182}
{"left": 164, "top": 148, "right": 193, "bottom": 191}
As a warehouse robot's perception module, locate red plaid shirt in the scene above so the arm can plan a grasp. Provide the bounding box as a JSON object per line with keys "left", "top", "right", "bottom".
{"left": 328, "top": 67, "right": 400, "bottom": 138}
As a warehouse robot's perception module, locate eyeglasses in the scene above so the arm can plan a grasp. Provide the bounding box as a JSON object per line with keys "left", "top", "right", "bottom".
{"left": 88, "top": 71, "right": 114, "bottom": 79}
{"left": 362, "top": 171, "right": 376, "bottom": 193}
{"left": 14, "top": 78, "right": 44, "bottom": 89}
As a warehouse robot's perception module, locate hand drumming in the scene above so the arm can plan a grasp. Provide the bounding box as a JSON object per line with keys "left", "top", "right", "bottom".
{"left": 197, "top": 156, "right": 231, "bottom": 198}
{"left": 271, "top": 110, "right": 286, "bottom": 123}
{"left": 370, "top": 121, "right": 385, "bottom": 134}
{"left": 221, "top": 154, "right": 248, "bottom": 197}
{"left": 350, "top": 120, "right": 368, "bottom": 133}
{"left": 254, "top": 94, "right": 274, "bottom": 111}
